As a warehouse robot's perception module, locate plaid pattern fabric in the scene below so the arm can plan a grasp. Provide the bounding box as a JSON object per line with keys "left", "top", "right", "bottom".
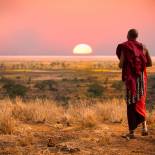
{"left": 126, "top": 72, "right": 144, "bottom": 105}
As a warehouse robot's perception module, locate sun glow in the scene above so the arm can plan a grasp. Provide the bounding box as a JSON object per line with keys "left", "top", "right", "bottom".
{"left": 73, "top": 44, "right": 93, "bottom": 55}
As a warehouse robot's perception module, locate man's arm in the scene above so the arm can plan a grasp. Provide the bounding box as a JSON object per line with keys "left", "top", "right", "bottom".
{"left": 119, "top": 51, "right": 124, "bottom": 68}
{"left": 143, "top": 46, "right": 152, "bottom": 67}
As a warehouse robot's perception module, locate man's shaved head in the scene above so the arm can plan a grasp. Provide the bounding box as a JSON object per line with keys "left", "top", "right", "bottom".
{"left": 127, "top": 29, "right": 138, "bottom": 40}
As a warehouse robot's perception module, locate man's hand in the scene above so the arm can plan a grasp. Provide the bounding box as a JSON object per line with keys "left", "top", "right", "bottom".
{"left": 119, "top": 51, "right": 124, "bottom": 68}
{"left": 143, "top": 45, "right": 152, "bottom": 67}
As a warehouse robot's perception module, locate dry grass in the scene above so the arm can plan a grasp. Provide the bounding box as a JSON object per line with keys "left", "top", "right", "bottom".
{"left": 17, "top": 132, "right": 34, "bottom": 147}
{"left": 12, "top": 98, "right": 65, "bottom": 124}
{"left": 66, "top": 99, "right": 126, "bottom": 128}
{"left": 1, "top": 97, "right": 153, "bottom": 135}
{"left": 147, "top": 111, "right": 155, "bottom": 125}
{"left": 66, "top": 102, "right": 98, "bottom": 128}
{"left": 0, "top": 100, "right": 16, "bottom": 134}
{"left": 0, "top": 98, "right": 127, "bottom": 134}
{"left": 95, "top": 99, "right": 126, "bottom": 123}
{"left": 97, "top": 132, "right": 112, "bottom": 146}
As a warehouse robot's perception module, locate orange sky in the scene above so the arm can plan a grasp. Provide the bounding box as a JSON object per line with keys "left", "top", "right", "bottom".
{"left": 0, "top": 0, "right": 155, "bottom": 55}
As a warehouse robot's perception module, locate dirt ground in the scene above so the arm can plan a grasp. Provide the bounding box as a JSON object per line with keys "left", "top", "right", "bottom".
{"left": 0, "top": 122, "right": 155, "bottom": 155}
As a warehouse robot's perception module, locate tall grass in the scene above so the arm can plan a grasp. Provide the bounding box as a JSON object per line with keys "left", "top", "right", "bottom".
{"left": 2, "top": 98, "right": 154, "bottom": 134}
{"left": 12, "top": 98, "right": 64, "bottom": 124}
{"left": 0, "top": 99, "right": 16, "bottom": 134}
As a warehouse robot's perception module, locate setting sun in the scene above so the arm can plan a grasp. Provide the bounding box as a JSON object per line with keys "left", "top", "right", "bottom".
{"left": 73, "top": 44, "right": 93, "bottom": 55}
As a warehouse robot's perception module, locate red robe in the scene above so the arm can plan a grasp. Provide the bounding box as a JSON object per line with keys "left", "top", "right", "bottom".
{"left": 116, "top": 40, "right": 147, "bottom": 130}
{"left": 116, "top": 40, "right": 147, "bottom": 96}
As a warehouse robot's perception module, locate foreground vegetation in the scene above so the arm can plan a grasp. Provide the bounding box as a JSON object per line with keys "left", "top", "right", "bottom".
{"left": 0, "top": 98, "right": 126, "bottom": 134}
{"left": 0, "top": 98, "right": 155, "bottom": 154}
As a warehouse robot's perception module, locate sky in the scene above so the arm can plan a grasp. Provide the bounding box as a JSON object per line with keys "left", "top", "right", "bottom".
{"left": 0, "top": 0, "right": 155, "bottom": 56}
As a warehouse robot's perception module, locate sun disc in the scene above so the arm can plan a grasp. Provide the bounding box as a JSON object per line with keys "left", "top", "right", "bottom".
{"left": 73, "top": 44, "right": 92, "bottom": 55}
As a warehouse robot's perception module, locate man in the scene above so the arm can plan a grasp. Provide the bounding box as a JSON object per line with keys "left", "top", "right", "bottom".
{"left": 116, "top": 29, "right": 152, "bottom": 139}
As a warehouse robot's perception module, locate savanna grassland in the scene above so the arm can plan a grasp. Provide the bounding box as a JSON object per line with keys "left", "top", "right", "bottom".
{"left": 0, "top": 56, "right": 155, "bottom": 155}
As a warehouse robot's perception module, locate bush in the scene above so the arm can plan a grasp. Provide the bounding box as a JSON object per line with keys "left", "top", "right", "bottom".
{"left": 35, "top": 80, "right": 56, "bottom": 91}
{"left": 3, "top": 83, "right": 27, "bottom": 98}
{"left": 87, "top": 83, "right": 104, "bottom": 98}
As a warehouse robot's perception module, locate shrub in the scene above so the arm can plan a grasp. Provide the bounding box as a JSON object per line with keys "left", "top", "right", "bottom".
{"left": 3, "top": 83, "right": 27, "bottom": 98}
{"left": 35, "top": 80, "right": 56, "bottom": 91}
{"left": 87, "top": 83, "right": 104, "bottom": 98}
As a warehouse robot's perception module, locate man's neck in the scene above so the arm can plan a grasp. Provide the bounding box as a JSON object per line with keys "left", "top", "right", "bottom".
{"left": 128, "top": 38, "right": 136, "bottom": 41}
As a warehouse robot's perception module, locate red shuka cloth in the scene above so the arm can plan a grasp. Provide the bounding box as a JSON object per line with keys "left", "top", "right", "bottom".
{"left": 116, "top": 40, "right": 147, "bottom": 96}
{"left": 116, "top": 40, "right": 147, "bottom": 129}
{"left": 135, "top": 68, "right": 147, "bottom": 118}
{"left": 127, "top": 68, "right": 147, "bottom": 130}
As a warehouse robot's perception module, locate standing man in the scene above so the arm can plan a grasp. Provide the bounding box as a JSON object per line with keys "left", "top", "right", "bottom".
{"left": 116, "top": 29, "right": 152, "bottom": 139}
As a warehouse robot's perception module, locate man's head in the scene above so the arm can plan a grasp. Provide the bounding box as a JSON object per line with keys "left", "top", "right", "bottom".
{"left": 127, "top": 29, "right": 138, "bottom": 40}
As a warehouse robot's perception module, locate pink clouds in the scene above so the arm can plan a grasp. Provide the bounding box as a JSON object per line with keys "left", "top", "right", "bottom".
{"left": 0, "top": 0, "right": 155, "bottom": 55}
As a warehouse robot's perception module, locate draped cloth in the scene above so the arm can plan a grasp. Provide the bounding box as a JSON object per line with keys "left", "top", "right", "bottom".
{"left": 116, "top": 40, "right": 147, "bottom": 130}
{"left": 127, "top": 68, "right": 147, "bottom": 130}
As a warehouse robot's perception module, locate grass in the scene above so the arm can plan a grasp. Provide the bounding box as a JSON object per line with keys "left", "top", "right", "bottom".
{"left": 0, "top": 98, "right": 126, "bottom": 134}
{"left": 0, "top": 100, "right": 16, "bottom": 134}
{"left": 0, "top": 98, "right": 154, "bottom": 135}
{"left": 0, "top": 98, "right": 155, "bottom": 155}
{"left": 12, "top": 98, "right": 64, "bottom": 124}
{"left": 95, "top": 99, "right": 126, "bottom": 123}
{"left": 147, "top": 111, "right": 155, "bottom": 125}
